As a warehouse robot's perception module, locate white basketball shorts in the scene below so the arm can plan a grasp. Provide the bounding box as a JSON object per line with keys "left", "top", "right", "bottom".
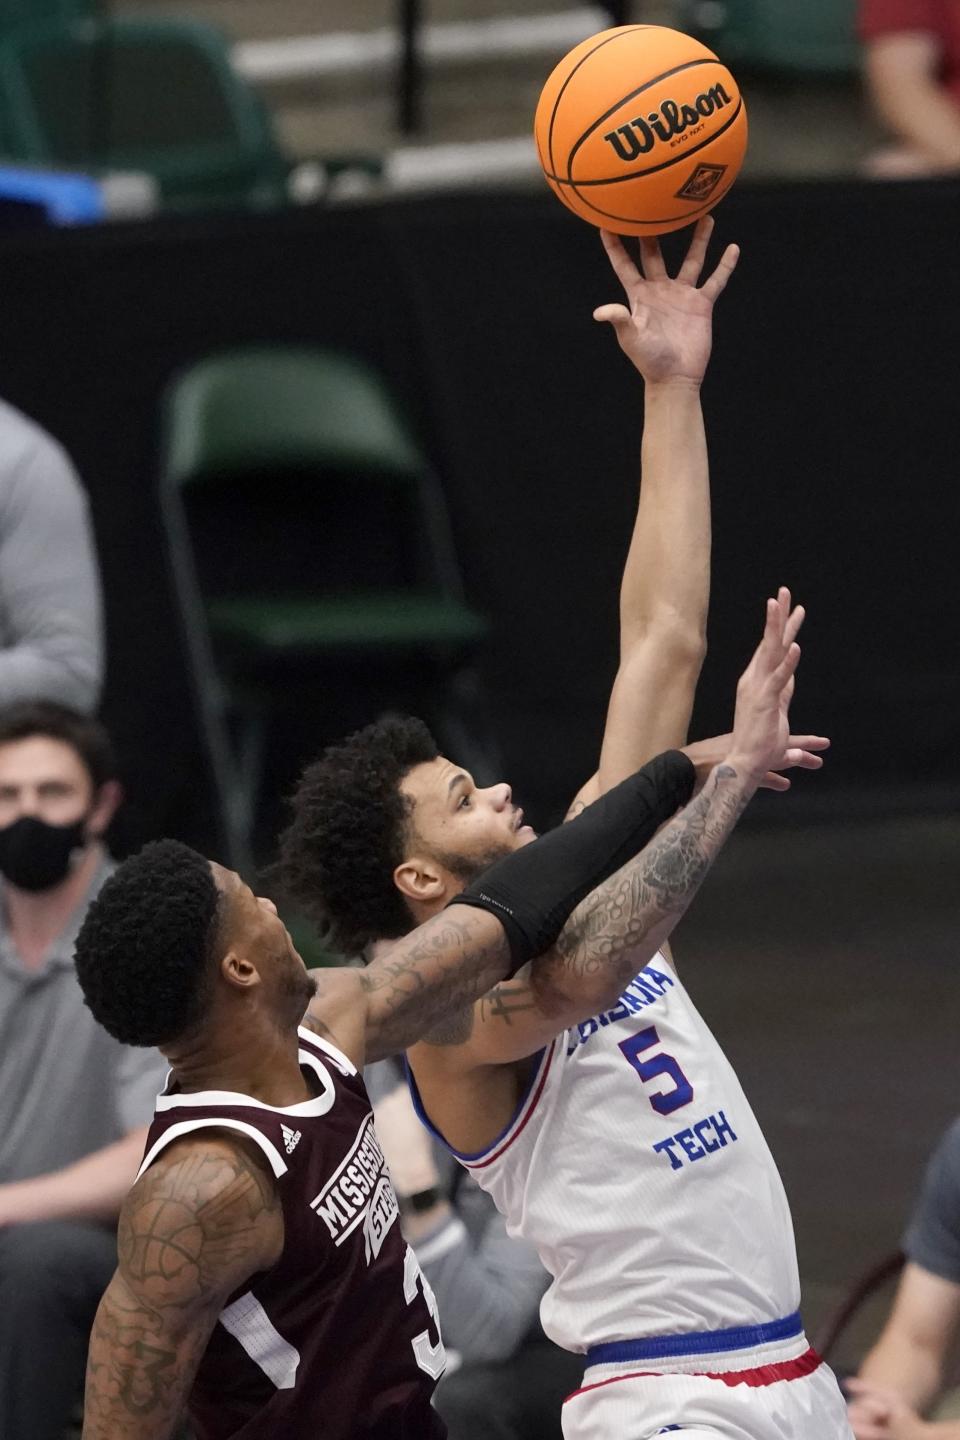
{"left": 561, "top": 1325, "right": 853, "bottom": 1440}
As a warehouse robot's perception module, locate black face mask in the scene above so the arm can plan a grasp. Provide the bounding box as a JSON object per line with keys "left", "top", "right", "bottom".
{"left": 0, "top": 815, "right": 87, "bottom": 893}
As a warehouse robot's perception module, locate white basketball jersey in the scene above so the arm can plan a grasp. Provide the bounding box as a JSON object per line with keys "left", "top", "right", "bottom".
{"left": 411, "top": 954, "right": 801, "bottom": 1354}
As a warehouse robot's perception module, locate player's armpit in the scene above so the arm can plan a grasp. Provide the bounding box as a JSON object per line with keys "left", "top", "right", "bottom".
{"left": 82, "top": 1134, "right": 283, "bottom": 1440}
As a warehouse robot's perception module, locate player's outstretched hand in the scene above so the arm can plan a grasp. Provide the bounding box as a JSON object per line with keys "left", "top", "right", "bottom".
{"left": 728, "top": 588, "right": 806, "bottom": 785}
{"left": 593, "top": 215, "right": 739, "bottom": 386}
{"left": 683, "top": 730, "right": 829, "bottom": 794}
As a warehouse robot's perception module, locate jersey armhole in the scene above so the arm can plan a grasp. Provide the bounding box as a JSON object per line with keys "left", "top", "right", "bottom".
{"left": 405, "top": 1041, "right": 556, "bottom": 1167}
{"left": 136, "top": 1117, "right": 289, "bottom": 1184}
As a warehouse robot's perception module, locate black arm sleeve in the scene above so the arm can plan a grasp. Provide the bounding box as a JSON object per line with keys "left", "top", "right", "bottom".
{"left": 452, "top": 749, "right": 695, "bottom": 972}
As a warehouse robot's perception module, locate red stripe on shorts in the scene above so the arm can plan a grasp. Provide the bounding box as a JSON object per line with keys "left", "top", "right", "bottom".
{"left": 565, "top": 1345, "right": 823, "bottom": 1401}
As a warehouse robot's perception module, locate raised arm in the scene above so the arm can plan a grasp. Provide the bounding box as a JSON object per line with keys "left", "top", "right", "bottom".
{"left": 82, "top": 1135, "right": 283, "bottom": 1440}
{"left": 569, "top": 217, "right": 738, "bottom": 815}
{"left": 411, "top": 589, "right": 813, "bottom": 1079}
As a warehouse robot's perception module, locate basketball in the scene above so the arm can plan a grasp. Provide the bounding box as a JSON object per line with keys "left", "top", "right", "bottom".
{"left": 534, "top": 25, "right": 748, "bottom": 236}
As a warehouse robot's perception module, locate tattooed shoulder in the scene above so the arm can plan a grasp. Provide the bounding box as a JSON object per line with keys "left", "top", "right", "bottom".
{"left": 120, "top": 1133, "right": 283, "bottom": 1306}
{"left": 82, "top": 1136, "right": 285, "bottom": 1439}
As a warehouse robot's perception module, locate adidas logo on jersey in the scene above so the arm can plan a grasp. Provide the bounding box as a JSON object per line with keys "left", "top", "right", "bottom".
{"left": 281, "top": 1125, "right": 301, "bottom": 1155}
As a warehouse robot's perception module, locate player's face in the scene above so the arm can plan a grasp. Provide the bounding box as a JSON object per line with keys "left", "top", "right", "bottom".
{"left": 399, "top": 756, "right": 537, "bottom": 882}
{"left": 211, "top": 865, "right": 317, "bottom": 1023}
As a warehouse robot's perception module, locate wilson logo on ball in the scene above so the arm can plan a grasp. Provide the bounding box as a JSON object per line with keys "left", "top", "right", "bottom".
{"left": 602, "top": 84, "right": 734, "bottom": 162}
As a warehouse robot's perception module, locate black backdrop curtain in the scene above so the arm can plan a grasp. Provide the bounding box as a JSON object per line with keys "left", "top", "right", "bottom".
{"left": 0, "top": 177, "right": 956, "bottom": 854}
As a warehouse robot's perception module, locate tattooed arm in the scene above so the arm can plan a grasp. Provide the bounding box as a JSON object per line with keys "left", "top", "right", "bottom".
{"left": 82, "top": 1134, "right": 283, "bottom": 1440}
{"left": 409, "top": 589, "right": 812, "bottom": 1097}
{"left": 301, "top": 905, "right": 511, "bottom": 1067}
{"left": 411, "top": 759, "right": 754, "bottom": 1067}
{"left": 404, "top": 761, "right": 761, "bottom": 1152}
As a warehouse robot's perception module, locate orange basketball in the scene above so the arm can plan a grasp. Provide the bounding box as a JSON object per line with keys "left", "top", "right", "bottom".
{"left": 534, "top": 25, "right": 748, "bottom": 236}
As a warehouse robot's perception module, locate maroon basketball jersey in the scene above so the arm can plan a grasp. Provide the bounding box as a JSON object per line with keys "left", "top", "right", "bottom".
{"left": 138, "top": 1028, "right": 447, "bottom": 1440}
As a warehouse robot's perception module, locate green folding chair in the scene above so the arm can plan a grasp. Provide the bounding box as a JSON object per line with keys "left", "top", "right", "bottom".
{"left": 160, "top": 346, "right": 490, "bottom": 874}
{"left": 683, "top": 0, "right": 859, "bottom": 75}
{"left": 0, "top": 15, "right": 290, "bottom": 211}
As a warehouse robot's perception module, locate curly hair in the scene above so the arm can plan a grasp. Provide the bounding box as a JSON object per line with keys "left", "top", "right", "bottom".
{"left": 74, "top": 839, "right": 222, "bottom": 1047}
{"left": 277, "top": 715, "right": 439, "bottom": 955}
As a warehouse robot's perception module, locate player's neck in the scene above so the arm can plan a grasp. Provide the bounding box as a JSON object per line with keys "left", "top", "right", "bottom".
{"left": 406, "top": 891, "right": 451, "bottom": 931}
{"left": 4, "top": 842, "right": 105, "bottom": 970}
{"left": 167, "top": 1022, "right": 314, "bottom": 1108}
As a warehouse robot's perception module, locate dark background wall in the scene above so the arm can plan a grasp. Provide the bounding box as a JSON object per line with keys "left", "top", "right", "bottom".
{"left": 1, "top": 176, "right": 957, "bottom": 851}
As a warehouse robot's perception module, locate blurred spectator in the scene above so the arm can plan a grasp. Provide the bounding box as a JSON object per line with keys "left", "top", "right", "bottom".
{"left": 0, "top": 398, "right": 103, "bottom": 713}
{"left": 847, "top": 1118, "right": 960, "bottom": 1438}
{"left": 860, "top": 1, "right": 960, "bottom": 175}
{"left": 0, "top": 702, "right": 165, "bottom": 1440}
{"left": 367, "top": 1061, "right": 581, "bottom": 1440}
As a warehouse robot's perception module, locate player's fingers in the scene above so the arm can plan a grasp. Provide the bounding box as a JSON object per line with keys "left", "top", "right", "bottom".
{"left": 777, "top": 584, "right": 794, "bottom": 624}
{"left": 700, "top": 242, "right": 740, "bottom": 302}
{"left": 677, "top": 215, "right": 714, "bottom": 285}
{"left": 600, "top": 229, "right": 643, "bottom": 291}
{"left": 760, "top": 772, "right": 791, "bottom": 792}
{"left": 592, "top": 303, "right": 633, "bottom": 329}
{"left": 784, "top": 603, "right": 805, "bottom": 647}
{"left": 782, "top": 748, "right": 825, "bottom": 770}
{"left": 788, "top": 734, "right": 831, "bottom": 752}
{"left": 638, "top": 234, "right": 668, "bottom": 280}
{"left": 770, "top": 642, "right": 801, "bottom": 692}
{"left": 758, "top": 595, "right": 782, "bottom": 658}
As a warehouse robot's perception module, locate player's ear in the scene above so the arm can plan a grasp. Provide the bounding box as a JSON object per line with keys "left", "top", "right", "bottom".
{"left": 221, "top": 949, "right": 261, "bottom": 990}
{"left": 394, "top": 855, "right": 446, "bottom": 904}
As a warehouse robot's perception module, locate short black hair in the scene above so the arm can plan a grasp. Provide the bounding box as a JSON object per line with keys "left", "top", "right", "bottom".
{"left": 74, "top": 839, "right": 222, "bottom": 1047}
{"left": 277, "top": 715, "right": 439, "bottom": 955}
{"left": 0, "top": 701, "right": 117, "bottom": 790}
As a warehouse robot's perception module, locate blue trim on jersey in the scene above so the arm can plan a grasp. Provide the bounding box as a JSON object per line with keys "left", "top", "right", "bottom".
{"left": 405, "top": 1047, "right": 547, "bottom": 1162}
{"left": 585, "top": 1312, "right": 803, "bottom": 1366}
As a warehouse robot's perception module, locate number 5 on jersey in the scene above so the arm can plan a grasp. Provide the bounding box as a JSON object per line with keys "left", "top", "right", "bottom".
{"left": 619, "top": 1026, "right": 694, "bottom": 1115}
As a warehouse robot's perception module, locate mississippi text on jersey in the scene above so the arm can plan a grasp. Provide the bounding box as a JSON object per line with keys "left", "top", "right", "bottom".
{"left": 140, "top": 1027, "right": 446, "bottom": 1440}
